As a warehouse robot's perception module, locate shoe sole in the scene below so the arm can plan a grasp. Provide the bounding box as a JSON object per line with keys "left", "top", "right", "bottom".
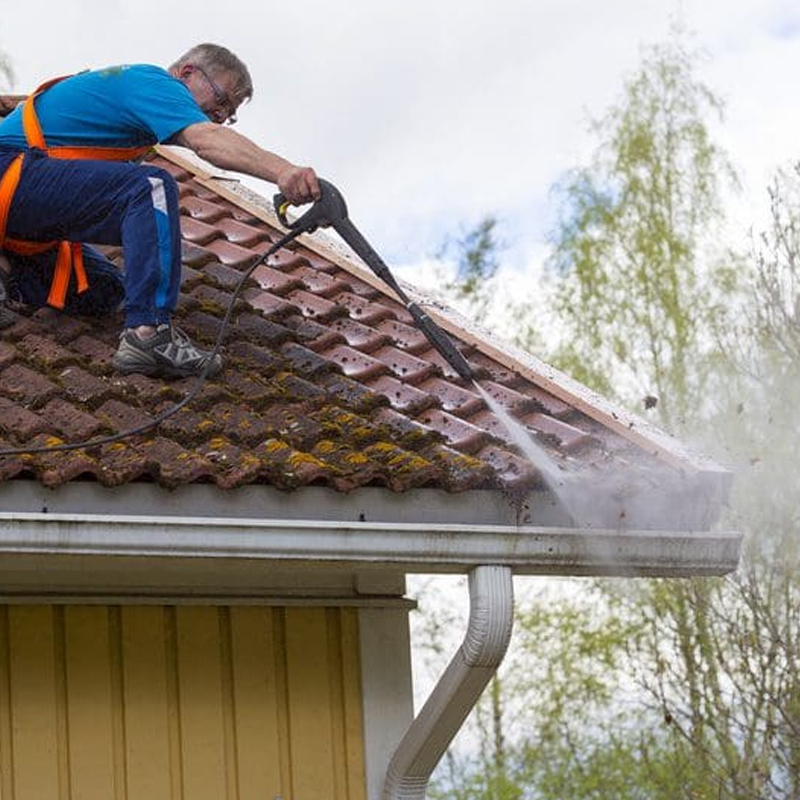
{"left": 112, "top": 356, "right": 222, "bottom": 379}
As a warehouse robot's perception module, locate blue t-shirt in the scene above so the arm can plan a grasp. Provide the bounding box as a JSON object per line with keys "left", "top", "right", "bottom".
{"left": 0, "top": 64, "right": 209, "bottom": 150}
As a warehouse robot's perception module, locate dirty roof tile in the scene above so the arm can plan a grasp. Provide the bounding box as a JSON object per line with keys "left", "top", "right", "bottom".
{"left": 325, "top": 317, "right": 390, "bottom": 352}
{"left": 0, "top": 341, "right": 16, "bottom": 368}
{"left": 522, "top": 412, "right": 597, "bottom": 453}
{"left": 203, "top": 261, "right": 251, "bottom": 291}
{"left": 57, "top": 366, "right": 113, "bottom": 407}
{"left": 330, "top": 292, "right": 398, "bottom": 325}
{"left": 279, "top": 342, "right": 340, "bottom": 379}
{"left": 180, "top": 241, "right": 218, "bottom": 268}
{"left": 96, "top": 399, "right": 155, "bottom": 433}
{"left": 17, "top": 311, "right": 90, "bottom": 345}
{"left": 203, "top": 238, "right": 263, "bottom": 268}
{"left": 474, "top": 445, "right": 539, "bottom": 489}
{"left": 0, "top": 363, "right": 61, "bottom": 406}
{"left": 180, "top": 215, "right": 220, "bottom": 245}
{"left": 293, "top": 266, "right": 353, "bottom": 297}
{"left": 285, "top": 289, "right": 347, "bottom": 322}
{"left": 321, "top": 345, "right": 389, "bottom": 381}
{"left": 180, "top": 194, "right": 231, "bottom": 222}
{"left": 365, "top": 375, "right": 438, "bottom": 415}
{"left": 375, "top": 319, "right": 432, "bottom": 353}
{"left": 251, "top": 264, "right": 305, "bottom": 296}
{"left": 318, "top": 373, "right": 384, "bottom": 413}
{"left": 0, "top": 144, "right": 723, "bottom": 505}
{"left": 226, "top": 340, "right": 286, "bottom": 374}
{"left": 370, "top": 407, "right": 440, "bottom": 450}
{"left": 369, "top": 345, "right": 438, "bottom": 383}
{"left": 0, "top": 397, "right": 52, "bottom": 439}
{"left": 281, "top": 314, "right": 346, "bottom": 352}
{"left": 415, "top": 409, "right": 489, "bottom": 454}
{"left": 41, "top": 398, "right": 107, "bottom": 440}
{"left": 214, "top": 216, "right": 274, "bottom": 247}
{"left": 417, "top": 377, "right": 484, "bottom": 416}
{"left": 241, "top": 287, "right": 301, "bottom": 318}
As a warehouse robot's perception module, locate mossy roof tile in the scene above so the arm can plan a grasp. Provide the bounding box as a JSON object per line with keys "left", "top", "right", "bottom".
{"left": 0, "top": 145, "right": 717, "bottom": 500}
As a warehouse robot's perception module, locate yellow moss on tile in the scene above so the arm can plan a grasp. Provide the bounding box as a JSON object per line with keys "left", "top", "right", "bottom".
{"left": 287, "top": 451, "right": 326, "bottom": 469}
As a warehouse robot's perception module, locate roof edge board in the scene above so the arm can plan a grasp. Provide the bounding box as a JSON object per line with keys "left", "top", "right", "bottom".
{"left": 0, "top": 512, "right": 743, "bottom": 578}
{"left": 155, "top": 146, "right": 726, "bottom": 479}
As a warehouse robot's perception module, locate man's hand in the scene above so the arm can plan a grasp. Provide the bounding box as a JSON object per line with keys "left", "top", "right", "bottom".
{"left": 276, "top": 166, "right": 321, "bottom": 205}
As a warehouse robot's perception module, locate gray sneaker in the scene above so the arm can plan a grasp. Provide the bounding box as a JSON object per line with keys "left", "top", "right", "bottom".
{"left": 112, "top": 324, "right": 223, "bottom": 378}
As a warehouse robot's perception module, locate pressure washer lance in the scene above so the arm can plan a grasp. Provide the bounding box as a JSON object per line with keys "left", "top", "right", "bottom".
{"left": 274, "top": 179, "right": 476, "bottom": 383}
{"left": 0, "top": 179, "right": 473, "bottom": 458}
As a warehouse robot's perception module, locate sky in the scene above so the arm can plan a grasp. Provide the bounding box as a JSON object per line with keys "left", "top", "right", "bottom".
{"left": 1, "top": 0, "right": 799, "bottom": 292}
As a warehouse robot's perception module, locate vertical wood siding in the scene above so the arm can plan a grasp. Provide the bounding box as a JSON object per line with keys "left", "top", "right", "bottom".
{"left": 0, "top": 605, "right": 366, "bottom": 800}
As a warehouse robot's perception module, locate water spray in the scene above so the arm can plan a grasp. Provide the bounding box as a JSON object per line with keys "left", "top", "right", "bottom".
{"left": 278, "top": 181, "right": 711, "bottom": 532}
{"left": 275, "top": 180, "right": 591, "bottom": 517}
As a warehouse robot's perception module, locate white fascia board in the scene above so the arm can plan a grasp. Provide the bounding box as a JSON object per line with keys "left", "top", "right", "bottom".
{"left": 0, "top": 512, "right": 741, "bottom": 578}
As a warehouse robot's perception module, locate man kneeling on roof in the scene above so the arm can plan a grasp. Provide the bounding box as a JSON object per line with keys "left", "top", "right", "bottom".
{"left": 0, "top": 42, "right": 320, "bottom": 378}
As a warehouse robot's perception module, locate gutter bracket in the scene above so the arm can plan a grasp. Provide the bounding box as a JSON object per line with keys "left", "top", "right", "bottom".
{"left": 382, "top": 565, "right": 514, "bottom": 800}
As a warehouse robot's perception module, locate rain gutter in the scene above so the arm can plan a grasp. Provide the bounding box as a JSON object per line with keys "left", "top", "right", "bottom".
{"left": 0, "top": 512, "right": 741, "bottom": 578}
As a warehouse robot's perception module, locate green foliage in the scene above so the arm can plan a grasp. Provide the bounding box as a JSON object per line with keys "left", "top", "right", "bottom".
{"left": 421, "top": 26, "right": 800, "bottom": 800}
{"left": 439, "top": 215, "right": 504, "bottom": 326}
{"left": 547, "top": 27, "right": 740, "bottom": 427}
{"left": 436, "top": 214, "right": 547, "bottom": 354}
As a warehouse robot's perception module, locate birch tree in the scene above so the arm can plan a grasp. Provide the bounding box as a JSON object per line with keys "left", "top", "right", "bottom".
{"left": 548, "top": 27, "right": 739, "bottom": 428}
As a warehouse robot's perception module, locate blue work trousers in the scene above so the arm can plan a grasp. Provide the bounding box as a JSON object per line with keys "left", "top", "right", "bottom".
{"left": 0, "top": 147, "right": 182, "bottom": 327}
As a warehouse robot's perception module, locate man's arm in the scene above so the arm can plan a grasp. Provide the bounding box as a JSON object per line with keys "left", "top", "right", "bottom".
{"left": 175, "top": 121, "right": 320, "bottom": 203}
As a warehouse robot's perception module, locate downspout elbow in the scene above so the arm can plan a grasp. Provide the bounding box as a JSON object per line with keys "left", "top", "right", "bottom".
{"left": 383, "top": 565, "right": 514, "bottom": 800}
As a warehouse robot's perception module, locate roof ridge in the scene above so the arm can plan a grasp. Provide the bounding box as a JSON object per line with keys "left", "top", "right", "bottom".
{"left": 161, "top": 147, "right": 725, "bottom": 476}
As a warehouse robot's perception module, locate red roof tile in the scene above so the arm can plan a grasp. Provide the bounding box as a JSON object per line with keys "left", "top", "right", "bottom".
{"left": 0, "top": 142, "right": 729, "bottom": 506}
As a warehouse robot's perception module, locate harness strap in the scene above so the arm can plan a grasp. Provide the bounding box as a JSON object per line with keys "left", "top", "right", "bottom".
{"left": 0, "top": 74, "right": 151, "bottom": 309}
{"left": 0, "top": 153, "right": 23, "bottom": 245}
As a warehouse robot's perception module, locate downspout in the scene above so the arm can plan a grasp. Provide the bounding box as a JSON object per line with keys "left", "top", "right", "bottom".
{"left": 383, "top": 565, "right": 514, "bottom": 800}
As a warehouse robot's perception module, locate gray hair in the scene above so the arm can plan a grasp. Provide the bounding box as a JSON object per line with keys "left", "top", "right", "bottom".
{"left": 170, "top": 43, "right": 253, "bottom": 102}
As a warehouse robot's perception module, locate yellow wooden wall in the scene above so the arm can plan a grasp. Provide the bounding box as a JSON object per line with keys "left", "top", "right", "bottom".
{"left": 0, "top": 605, "right": 366, "bottom": 800}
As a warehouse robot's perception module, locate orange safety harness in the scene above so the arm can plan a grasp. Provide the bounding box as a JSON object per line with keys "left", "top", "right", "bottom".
{"left": 0, "top": 75, "right": 151, "bottom": 308}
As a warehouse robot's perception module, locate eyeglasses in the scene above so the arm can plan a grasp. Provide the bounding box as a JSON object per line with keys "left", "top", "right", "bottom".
{"left": 192, "top": 65, "right": 238, "bottom": 125}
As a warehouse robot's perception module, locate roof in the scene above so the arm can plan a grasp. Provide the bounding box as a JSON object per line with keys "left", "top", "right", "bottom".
{"left": 0, "top": 110, "right": 731, "bottom": 531}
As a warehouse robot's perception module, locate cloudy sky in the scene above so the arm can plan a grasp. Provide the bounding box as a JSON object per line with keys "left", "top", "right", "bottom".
{"left": 2, "top": 0, "right": 798, "bottom": 288}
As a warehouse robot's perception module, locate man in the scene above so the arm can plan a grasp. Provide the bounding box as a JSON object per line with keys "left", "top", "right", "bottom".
{"left": 0, "top": 43, "right": 320, "bottom": 378}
